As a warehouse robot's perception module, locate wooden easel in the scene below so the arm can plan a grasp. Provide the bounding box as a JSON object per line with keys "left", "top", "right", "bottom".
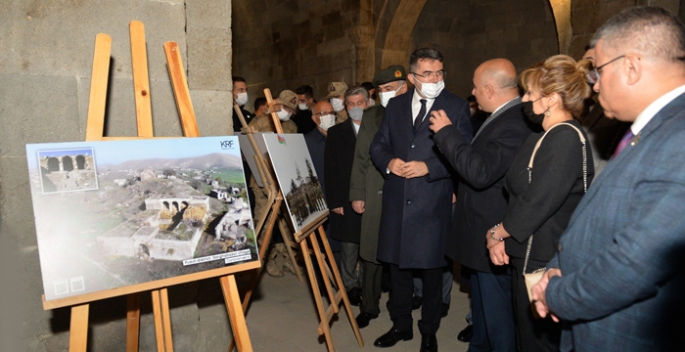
{"left": 47, "top": 21, "right": 254, "bottom": 352}
{"left": 228, "top": 90, "right": 364, "bottom": 351}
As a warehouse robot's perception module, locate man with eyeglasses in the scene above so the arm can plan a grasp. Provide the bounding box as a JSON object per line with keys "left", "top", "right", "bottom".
{"left": 349, "top": 65, "right": 408, "bottom": 328}
{"left": 370, "top": 48, "right": 472, "bottom": 352}
{"left": 531, "top": 6, "right": 685, "bottom": 351}
{"left": 579, "top": 45, "right": 630, "bottom": 177}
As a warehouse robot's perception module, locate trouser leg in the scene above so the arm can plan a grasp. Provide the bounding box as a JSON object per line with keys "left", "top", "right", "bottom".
{"left": 389, "top": 264, "right": 413, "bottom": 332}
{"left": 360, "top": 259, "right": 382, "bottom": 315}
{"left": 417, "top": 266, "right": 444, "bottom": 335}
{"left": 339, "top": 241, "right": 360, "bottom": 291}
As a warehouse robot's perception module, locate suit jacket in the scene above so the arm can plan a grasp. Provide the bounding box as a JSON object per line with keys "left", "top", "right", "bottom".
{"left": 502, "top": 119, "right": 594, "bottom": 261}
{"left": 370, "top": 88, "right": 472, "bottom": 269}
{"left": 324, "top": 118, "right": 362, "bottom": 243}
{"left": 545, "top": 92, "right": 685, "bottom": 351}
{"left": 432, "top": 99, "right": 536, "bottom": 273}
{"left": 349, "top": 104, "right": 385, "bottom": 263}
{"left": 304, "top": 128, "right": 327, "bottom": 193}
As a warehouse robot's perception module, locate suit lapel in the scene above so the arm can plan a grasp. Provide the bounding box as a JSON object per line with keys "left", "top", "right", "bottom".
{"left": 342, "top": 118, "right": 357, "bottom": 144}
{"left": 569, "top": 92, "right": 685, "bottom": 223}
{"left": 414, "top": 89, "right": 444, "bottom": 135}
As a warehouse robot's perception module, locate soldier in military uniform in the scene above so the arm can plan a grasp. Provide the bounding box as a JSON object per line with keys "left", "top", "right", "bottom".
{"left": 325, "top": 81, "right": 349, "bottom": 124}
{"left": 349, "top": 65, "right": 408, "bottom": 328}
{"left": 247, "top": 90, "right": 298, "bottom": 277}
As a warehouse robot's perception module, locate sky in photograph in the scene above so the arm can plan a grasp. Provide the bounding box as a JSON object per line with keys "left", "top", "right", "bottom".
{"left": 25, "top": 136, "right": 242, "bottom": 169}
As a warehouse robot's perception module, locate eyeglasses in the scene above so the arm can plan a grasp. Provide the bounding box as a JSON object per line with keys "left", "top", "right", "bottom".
{"left": 411, "top": 70, "right": 446, "bottom": 81}
{"left": 587, "top": 55, "right": 625, "bottom": 84}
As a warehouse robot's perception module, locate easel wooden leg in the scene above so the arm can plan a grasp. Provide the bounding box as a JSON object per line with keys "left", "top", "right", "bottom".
{"left": 69, "top": 303, "right": 89, "bottom": 352}
{"left": 318, "top": 226, "right": 364, "bottom": 347}
{"left": 301, "top": 238, "right": 335, "bottom": 352}
{"left": 221, "top": 275, "right": 253, "bottom": 352}
{"left": 308, "top": 234, "right": 338, "bottom": 313}
{"left": 151, "top": 290, "right": 165, "bottom": 352}
{"left": 160, "top": 288, "right": 174, "bottom": 352}
{"left": 126, "top": 293, "right": 141, "bottom": 352}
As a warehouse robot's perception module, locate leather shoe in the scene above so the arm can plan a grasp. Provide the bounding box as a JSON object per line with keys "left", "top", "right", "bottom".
{"left": 373, "top": 328, "right": 413, "bottom": 347}
{"left": 420, "top": 333, "right": 438, "bottom": 352}
{"left": 457, "top": 324, "right": 473, "bottom": 342}
{"left": 355, "top": 311, "right": 378, "bottom": 328}
{"left": 412, "top": 295, "right": 423, "bottom": 310}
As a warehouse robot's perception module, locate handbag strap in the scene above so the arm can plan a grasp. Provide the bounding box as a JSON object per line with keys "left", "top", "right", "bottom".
{"left": 523, "top": 122, "right": 587, "bottom": 275}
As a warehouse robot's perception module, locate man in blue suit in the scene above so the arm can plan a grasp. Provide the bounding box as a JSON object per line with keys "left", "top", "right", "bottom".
{"left": 370, "top": 48, "right": 472, "bottom": 352}
{"left": 532, "top": 6, "right": 685, "bottom": 351}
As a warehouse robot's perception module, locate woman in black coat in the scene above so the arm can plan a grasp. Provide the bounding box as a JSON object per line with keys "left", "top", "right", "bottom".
{"left": 486, "top": 55, "right": 595, "bottom": 352}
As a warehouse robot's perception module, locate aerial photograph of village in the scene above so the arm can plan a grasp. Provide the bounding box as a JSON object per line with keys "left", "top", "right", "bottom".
{"left": 26, "top": 136, "right": 257, "bottom": 301}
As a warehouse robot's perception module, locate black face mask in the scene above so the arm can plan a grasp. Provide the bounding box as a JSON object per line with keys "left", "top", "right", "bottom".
{"left": 522, "top": 101, "right": 545, "bottom": 125}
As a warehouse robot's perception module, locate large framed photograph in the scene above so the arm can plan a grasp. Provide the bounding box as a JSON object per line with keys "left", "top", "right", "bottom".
{"left": 262, "top": 133, "right": 327, "bottom": 233}
{"left": 26, "top": 136, "right": 258, "bottom": 302}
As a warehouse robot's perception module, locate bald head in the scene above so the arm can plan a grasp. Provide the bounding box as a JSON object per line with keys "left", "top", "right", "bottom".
{"left": 311, "top": 100, "right": 334, "bottom": 133}
{"left": 471, "top": 58, "right": 519, "bottom": 113}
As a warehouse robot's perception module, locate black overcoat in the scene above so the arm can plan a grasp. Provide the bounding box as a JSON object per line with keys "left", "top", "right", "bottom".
{"left": 369, "top": 88, "right": 471, "bottom": 269}
{"left": 324, "top": 118, "right": 362, "bottom": 243}
{"left": 433, "top": 101, "right": 536, "bottom": 273}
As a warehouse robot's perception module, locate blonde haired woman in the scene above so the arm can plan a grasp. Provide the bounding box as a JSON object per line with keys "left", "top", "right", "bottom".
{"left": 487, "top": 55, "right": 595, "bottom": 352}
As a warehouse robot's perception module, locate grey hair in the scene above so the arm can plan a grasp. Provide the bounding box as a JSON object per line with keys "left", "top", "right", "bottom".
{"left": 344, "top": 85, "right": 369, "bottom": 103}
{"left": 409, "top": 48, "right": 444, "bottom": 73}
{"left": 591, "top": 6, "right": 685, "bottom": 63}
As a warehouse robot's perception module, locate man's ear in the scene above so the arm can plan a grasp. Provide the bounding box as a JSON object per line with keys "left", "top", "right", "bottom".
{"left": 485, "top": 85, "right": 494, "bottom": 99}
{"left": 408, "top": 74, "right": 415, "bottom": 86}
{"left": 624, "top": 55, "right": 642, "bottom": 86}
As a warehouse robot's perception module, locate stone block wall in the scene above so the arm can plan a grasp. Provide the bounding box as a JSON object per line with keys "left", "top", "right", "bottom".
{"left": 0, "top": 1, "right": 234, "bottom": 350}
{"left": 412, "top": 0, "right": 559, "bottom": 99}
{"left": 232, "top": 0, "right": 361, "bottom": 111}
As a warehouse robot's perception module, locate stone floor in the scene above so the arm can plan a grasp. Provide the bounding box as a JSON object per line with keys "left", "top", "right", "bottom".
{"left": 238, "top": 266, "right": 471, "bottom": 352}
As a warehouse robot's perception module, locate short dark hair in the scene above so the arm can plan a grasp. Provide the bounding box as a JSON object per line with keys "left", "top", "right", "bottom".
{"left": 584, "top": 43, "right": 595, "bottom": 52}
{"left": 232, "top": 76, "right": 246, "bottom": 84}
{"left": 253, "top": 97, "right": 267, "bottom": 112}
{"left": 360, "top": 82, "right": 374, "bottom": 91}
{"left": 591, "top": 6, "right": 685, "bottom": 63}
{"left": 295, "top": 85, "right": 314, "bottom": 99}
{"left": 467, "top": 95, "right": 477, "bottom": 103}
{"left": 409, "top": 48, "right": 443, "bottom": 73}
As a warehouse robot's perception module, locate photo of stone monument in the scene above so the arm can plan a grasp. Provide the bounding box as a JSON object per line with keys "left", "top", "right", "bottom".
{"left": 26, "top": 136, "right": 258, "bottom": 301}
{"left": 36, "top": 148, "right": 98, "bottom": 193}
{"left": 262, "top": 134, "right": 328, "bottom": 233}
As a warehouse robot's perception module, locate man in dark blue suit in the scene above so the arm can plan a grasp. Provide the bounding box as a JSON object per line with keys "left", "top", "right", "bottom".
{"left": 532, "top": 7, "right": 685, "bottom": 351}
{"left": 370, "top": 48, "right": 472, "bottom": 352}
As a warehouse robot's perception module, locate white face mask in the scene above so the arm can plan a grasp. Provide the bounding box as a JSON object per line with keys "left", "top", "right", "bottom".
{"left": 416, "top": 79, "right": 445, "bottom": 99}
{"left": 298, "top": 102, "right": 309, "bottom": 110}
{"left": 319, "top": 114, "right": 336, "bottom": 131}
{"left": 235, "top": 92, "right": 248, "bottom": 106}
{"left": 277, "top": 109, "right": 292, "bottom": 121}
{"left": 330, "top": 98, "right": 344, "bottom": 112}
{"left": 379, "top": 83, "right": 405, "bottom": 108}
{"left": 348, "top": 107, "right": 364, "bottom": 121}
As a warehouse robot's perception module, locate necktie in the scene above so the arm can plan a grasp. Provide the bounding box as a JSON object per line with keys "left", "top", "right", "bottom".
{"left": 612, "top": 129, "right": 635, "bottom": 159}
{"left": 414, "top": 99, "right": 427, "bottom": 131}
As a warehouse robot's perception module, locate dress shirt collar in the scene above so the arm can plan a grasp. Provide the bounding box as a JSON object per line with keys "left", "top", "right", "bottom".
{"left": 632, "top": 84, "right": 685, "bottom": 134}
{"left": 412, "top": 89, "right": 436, "bottom": 122}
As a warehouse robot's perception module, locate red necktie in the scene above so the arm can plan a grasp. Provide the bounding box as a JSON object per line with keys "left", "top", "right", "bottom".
{"left": 612, "top": 129, "right": 635, "bottom": 159}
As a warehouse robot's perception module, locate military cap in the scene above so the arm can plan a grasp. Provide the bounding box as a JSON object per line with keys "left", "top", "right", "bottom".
{"left": 373, "top": 65, "right": 407, "bottom": 87}
{"left": 325, "top": 81, "right": 348, "bottom": 99}
{"left": 278, "top": 90, "right": 298, "bottom": 111}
